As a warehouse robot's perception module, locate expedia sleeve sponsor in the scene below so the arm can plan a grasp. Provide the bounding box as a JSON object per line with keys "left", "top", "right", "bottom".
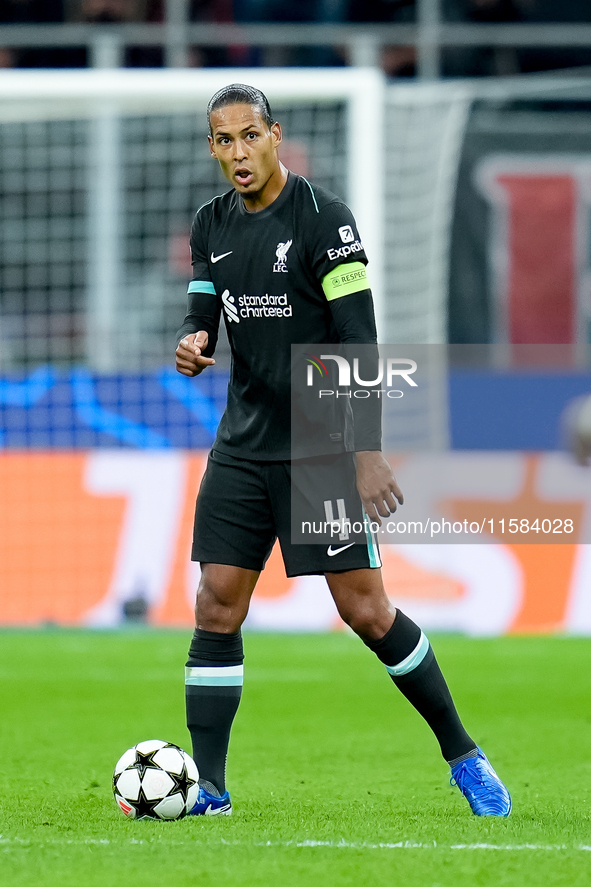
{"left": 326, "top": 241, "right": 365, "bottom": 262}
{"left": 305, "top": 199, "right": 368, "bottom": 283}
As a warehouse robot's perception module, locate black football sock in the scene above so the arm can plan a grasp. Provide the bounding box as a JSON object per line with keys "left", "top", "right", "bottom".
{"left": 364, "top": 610, "right": 476, "bottom": 763}
{"left": 185, "top": 628, "right": 244, "bottom": 796}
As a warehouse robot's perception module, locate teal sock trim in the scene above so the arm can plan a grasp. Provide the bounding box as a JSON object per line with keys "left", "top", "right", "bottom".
{"left": 384, "top": 631, "right": 430, "bottom": 677}
{"left": 185, "top": 665, "right": 243, "bottom": 687}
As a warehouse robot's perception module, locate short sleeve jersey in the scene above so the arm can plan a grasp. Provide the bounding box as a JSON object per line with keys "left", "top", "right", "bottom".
{"left": 189, "top": 172, "right": 369, "bottom": 460}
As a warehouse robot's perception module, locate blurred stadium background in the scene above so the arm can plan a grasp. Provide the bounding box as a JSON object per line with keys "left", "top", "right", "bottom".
{"left": 3, "top": 0, "right": 591, "bottom": 635}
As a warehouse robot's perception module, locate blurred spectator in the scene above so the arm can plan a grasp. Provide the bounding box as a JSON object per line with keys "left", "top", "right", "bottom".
{"left": 233, "top": 0, "right": 350, "bottom": 66}
{"left": 349, "top": 0, "right": 413, "bottom": 22}
{"left": 442, "top": 0, "right": 522, "bottom": 76}
{"left": 516, "top": 0, "right": 591, "bottom": 22}
{"left": 0, "top": 47, "right": 16, "bottom": 67}
{"left": 0, "top": 0, "right": 64, "bottom": 23}
{"left": 0, "top": 0, "right": 68, "bottom": 67}
{"left": 381, "top": 44, "right": 416, "bottom": 77}
{"left": 443, "top": 0, "right": 591, "bottom": 76}
{"left": 188, "top": 0, "right": 233, "bottom": 68}
{"left": 71, "top": 0, "right": 146, "bottom": 23}
{"left": 233, "top": 0, "right": 350, "bottom": 22}
{"left": 465, "top": 0, "right": 520, "bottom": 23}
{"left": 350, "top": 0, "right": 416, "bottom": 77}
{"left": 359, "top": 0, "right": 523, "bottom": 77}
{"left": 67, "top": 0, "right": 164, "bottom": 66}
{"left": 515, "top": 0, "right": 591, "bottom": 73}
{"left": 191, "top": 0, "right": 233, "bottom": 19}
{"left": 3, "top": 0, "right": 591, "bottom": 76}
{"left": 350, "top": 0, "right": 583, "bottom": 78}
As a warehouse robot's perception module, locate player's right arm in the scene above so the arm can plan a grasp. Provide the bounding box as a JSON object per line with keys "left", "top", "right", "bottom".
{"left": 175, "top": 205, "right": 222, "bottom": 377}
{"left": 175, "top": 328, "right": 215, "bottom": 377}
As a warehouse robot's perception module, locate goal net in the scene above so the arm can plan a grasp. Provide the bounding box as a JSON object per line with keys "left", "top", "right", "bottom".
{"left": 0, "top": 67, "right": 385, "bottom": 373}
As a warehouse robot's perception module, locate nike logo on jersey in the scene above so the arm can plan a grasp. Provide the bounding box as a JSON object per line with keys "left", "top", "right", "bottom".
{"left": 211, "top": 250, "right": 233, "bottom": 264}
{"left": 327, "top": 543, "right": 355, "bottom": 556}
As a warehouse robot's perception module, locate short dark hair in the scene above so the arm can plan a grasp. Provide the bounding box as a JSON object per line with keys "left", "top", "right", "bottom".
{"left": 207, "top": 83, "right": 275, "bottom": 134}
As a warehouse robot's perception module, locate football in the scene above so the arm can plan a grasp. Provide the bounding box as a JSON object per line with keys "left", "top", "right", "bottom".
{"left": 113, "top": 739, "right": 199, "bottom": 820}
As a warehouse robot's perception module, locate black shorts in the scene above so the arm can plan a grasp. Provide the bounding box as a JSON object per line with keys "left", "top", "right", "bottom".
{"left": 192, "top": 448, "right": 381, "bottom": 578}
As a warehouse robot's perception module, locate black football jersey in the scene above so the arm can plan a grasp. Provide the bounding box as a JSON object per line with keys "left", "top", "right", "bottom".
{"left": 181, "top": 171, "right": 379, "bottom": 460}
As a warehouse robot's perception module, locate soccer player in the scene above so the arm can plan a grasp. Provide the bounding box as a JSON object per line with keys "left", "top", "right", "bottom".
{"left": 175, "top": 83, "right": 511, "bottom": 818}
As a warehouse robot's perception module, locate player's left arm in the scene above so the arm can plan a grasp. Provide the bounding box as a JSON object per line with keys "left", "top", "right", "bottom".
{"left": 326, "top": 280, "right": 403, "bottom": 520}
{"left": 308, "top": 196, "right": 403, "bottom": 520}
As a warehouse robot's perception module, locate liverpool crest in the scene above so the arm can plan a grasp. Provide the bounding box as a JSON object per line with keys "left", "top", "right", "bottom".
{"left": 273, "top": 239, "right": 292, "bottom": 273}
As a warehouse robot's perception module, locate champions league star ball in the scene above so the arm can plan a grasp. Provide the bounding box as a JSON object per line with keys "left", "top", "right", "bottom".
{"left": 113, "top": 739, "right": 199, "bottom": 820}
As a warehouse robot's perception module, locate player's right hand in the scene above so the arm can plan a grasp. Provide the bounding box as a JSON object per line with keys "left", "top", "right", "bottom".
{"left": 175, "top": 331, "right": 215, "bottom": 377}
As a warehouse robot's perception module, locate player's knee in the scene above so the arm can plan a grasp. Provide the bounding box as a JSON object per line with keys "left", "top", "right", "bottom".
{"left": 338, "top": 601, "right": 377, "bottom": 639}
{"left": 195, "top": 572, "right": 248, "bottom": 632}
{"left": 336, "top": 596, "right": 395, "bottom": 641}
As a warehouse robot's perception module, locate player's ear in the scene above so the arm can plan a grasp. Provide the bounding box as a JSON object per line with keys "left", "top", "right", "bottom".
{"left": 208, "top": 134, "right": 216, "bottom": 158}
{"left": 271, "top": 121, "right": 282, "bottom": 148}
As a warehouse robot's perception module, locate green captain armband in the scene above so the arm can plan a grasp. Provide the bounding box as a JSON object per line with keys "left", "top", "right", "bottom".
{"left": 321, "top": 262, "right": 369, "bottom": 301}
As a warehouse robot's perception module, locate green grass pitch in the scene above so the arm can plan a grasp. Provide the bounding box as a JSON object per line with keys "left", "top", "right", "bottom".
{"left": 1, "top": 630, "right": 590, "bottom": 886}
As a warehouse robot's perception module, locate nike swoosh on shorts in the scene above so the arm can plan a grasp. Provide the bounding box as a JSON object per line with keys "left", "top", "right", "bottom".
{"left": 327, "top": 544, "right": 355, "bottom": 556}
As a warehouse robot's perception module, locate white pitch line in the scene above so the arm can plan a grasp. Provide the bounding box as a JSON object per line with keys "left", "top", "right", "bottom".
{"left": 1, "top": 836, "right": 591, "bottom": 852}
{"left": 241, "top": 840, "right": 591, "bottom": 852}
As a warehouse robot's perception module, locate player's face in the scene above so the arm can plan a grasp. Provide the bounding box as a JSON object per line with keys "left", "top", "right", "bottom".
{"left": 208, "top": 104, "right": 282, "bottom": 197}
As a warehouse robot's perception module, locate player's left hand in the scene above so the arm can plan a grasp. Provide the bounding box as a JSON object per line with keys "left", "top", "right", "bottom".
{"left": 565, "top": 394, "right": 591, "bottom": 465}
{"left": 355, "top": 451, "right": 403, "bottom": 526}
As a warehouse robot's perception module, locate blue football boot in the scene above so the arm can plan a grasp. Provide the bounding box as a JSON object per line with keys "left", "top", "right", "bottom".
{"left": 450, "top": 748, "right": 512, "bottom": 816}
{"left": 188, "top": 784, "right": 232, "bottom": 816}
